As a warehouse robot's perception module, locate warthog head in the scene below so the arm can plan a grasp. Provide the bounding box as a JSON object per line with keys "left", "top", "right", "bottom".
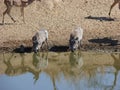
{"left": 69, "top": 36, "right": 79, "bottom": 52}
{"left": 32, "top": 36, "right": 41, "bottom": 53}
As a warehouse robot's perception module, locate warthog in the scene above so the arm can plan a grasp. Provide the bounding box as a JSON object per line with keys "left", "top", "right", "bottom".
{"left": 32, "top": 29, "right": 48, "bottom": 53}
{"left": 69, "top": 27, "right": 83, "bottom": 52}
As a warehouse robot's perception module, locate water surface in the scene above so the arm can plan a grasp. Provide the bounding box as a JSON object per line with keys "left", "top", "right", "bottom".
{"left": 0, "top": 51, "right": 120, "bottom": 90}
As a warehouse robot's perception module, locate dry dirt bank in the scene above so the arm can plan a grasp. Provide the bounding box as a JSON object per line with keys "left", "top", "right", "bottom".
{"left": 0, "top": 0, "right": 120, "bottom": 52}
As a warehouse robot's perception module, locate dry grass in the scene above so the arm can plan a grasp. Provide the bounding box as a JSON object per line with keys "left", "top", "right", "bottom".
{"left": 0, "top": 0, "right": 120, "bottom": 50}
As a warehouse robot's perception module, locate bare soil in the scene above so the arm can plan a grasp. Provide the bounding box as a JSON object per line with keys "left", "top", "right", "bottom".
{"left": 0, "top": 0, "right": 120, "bottom": 52}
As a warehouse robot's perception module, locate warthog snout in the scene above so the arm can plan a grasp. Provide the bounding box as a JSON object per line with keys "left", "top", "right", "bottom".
{"left": 32, "top": 36, "right": 39, "bottom": 53}
{"left": 33, "top": 43, "right": 39, "bottom": 53}
{"left": 69, "top": 37, "right": 79, "bottom": 52}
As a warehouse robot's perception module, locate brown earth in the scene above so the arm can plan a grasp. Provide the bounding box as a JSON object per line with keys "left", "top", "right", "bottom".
{"left": 0, "top": 0, "right": 120, "bottom": 52}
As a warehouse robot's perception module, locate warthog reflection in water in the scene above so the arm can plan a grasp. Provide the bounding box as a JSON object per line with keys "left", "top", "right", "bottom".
{"left": 32, "top": 52, "right": 48, "bottom": 69}
{"left": 69, "top": 51, "right": 83, "bottom": 69}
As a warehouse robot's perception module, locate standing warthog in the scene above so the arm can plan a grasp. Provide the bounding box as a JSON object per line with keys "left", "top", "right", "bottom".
{"left": 69, "top": 27, "right": 83, "bottom": 52}
{"left": 32, "top": 29, "right": 48, "bottom": 53}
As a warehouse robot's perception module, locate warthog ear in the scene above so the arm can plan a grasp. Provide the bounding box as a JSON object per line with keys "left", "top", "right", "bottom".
{"left": 75, "top": 37, "right": 78, "bottom": 40}
{"left": 32, "top": 36, "right": 37, "bottom": 41}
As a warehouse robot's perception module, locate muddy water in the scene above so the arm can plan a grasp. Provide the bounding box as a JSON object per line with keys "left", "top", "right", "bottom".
{"left": 0, "top": 51, "right": 120, "bottom": 90}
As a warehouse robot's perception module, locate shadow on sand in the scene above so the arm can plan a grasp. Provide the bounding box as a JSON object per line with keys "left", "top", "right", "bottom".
{"left": 0, "top": 23, "right": 16, "bottom": 25}
{"left": 13, "top": 46, "right": 32, "bottom": 53}
{"left": 89, "top": 37, "right": 119, "bottom": 46}
{"left": 85, "top": 16, "right": 115, "bottom": 21}
{"left": 49, "top": 46, "right": 69, "bottom": 52}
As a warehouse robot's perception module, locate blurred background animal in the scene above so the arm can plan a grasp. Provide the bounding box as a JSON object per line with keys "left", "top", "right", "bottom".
{"left": 2, "top": 0, "right": 41, "bottom": 24}
{"left": 109, "top": 0, "right": 120, "bottom": 16}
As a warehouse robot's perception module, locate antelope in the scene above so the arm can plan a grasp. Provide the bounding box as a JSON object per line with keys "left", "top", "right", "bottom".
{"left": 69, "top": 27, "right": 83, "bottom": 52}
{"left": 32, "top": 29, "right": 48, "bottom": 53}
{"left": 2, "top": 0, "right": 41, "bottom": 24}
{"left": 109, "top": 0, "right": 120, "bottom": 16}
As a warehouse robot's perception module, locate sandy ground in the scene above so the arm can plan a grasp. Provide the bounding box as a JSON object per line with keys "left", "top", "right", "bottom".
{"left": 0, "top": 0, "right": 120, "bottom": 52}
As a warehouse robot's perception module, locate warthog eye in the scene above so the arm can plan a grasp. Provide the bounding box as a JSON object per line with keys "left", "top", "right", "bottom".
{"left": 69, "top": 39, "right": 75, "bottom": 45}
{"left": 33, "top": 42, "right": 38, "bottom": 47}
{"left": 72, "top": 40, "right": 75, "bottom": 43}
{"left": 75, "top": 37, "right": 78, "bottom": 40}
{"left": 32, "top": 36, "right": 37, "bottom": 41}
